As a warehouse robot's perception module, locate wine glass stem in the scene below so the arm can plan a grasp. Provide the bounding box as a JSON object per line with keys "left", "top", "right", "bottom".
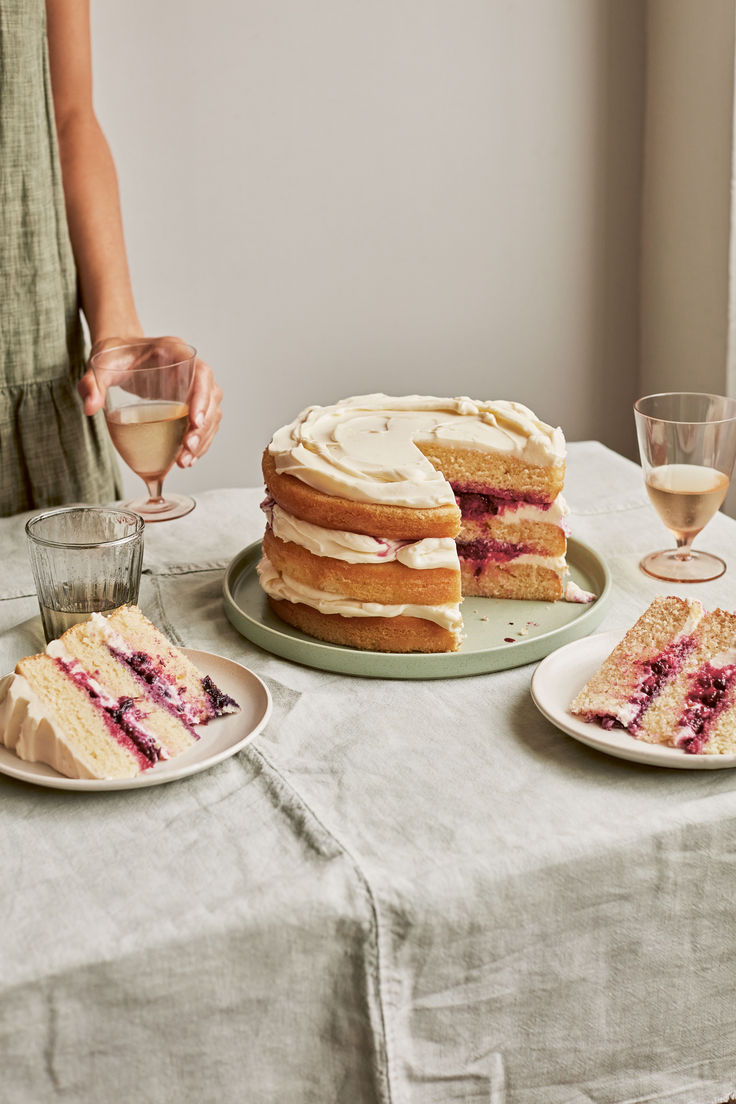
{"left": 675, "top": 535, "right": 695, "bottom": 560}
{"left": 144, "top": 478, "right": 165, "bottom": 505}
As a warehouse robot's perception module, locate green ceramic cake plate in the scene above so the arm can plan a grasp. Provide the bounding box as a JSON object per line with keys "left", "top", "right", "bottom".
{"left": 222, "top": 538, "right": 611, "bottom": 680}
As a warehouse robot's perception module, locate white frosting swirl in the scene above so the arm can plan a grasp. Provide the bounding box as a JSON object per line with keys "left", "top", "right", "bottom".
{"left": 257, "top": 555, "right": 463, "bottom": 633}
{"left": 265, "top": 501, "right": 459, "bottom": 569}
{"left": 0, "top": 673, "right": 102, "bottom": 779}
{"left": 268, "top": 394, "right": 566, "bottom": 508}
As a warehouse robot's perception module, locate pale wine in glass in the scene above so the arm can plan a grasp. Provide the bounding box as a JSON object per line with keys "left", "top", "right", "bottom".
{"left": 634, "top": 392, "right": 736, "bottom": 582}
{"left": 92, "top": 339, "right": 197, "bottom": 522}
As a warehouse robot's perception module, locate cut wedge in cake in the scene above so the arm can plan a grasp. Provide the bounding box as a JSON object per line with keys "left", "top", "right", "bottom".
{"left": 570, "top": 596, "right": 736, "bottom": 755}
{"left": 455, "top": 493, "right": 569, "bottom": 601}
{"left": 0, "top": 605, "right": 239, "bottom": 780}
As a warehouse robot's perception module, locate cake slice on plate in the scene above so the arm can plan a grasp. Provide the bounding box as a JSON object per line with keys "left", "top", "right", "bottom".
{"left": 634, "top": 608, "right": 736, "bottom": 753}
{"left": 570, "top": 595, "right": 736, "bottom": 755}
{"left": 569, "top": 595, "right": 705, "bottom": 733}
{"left": 0, "top": 605, "right": 239, "bottom": 780}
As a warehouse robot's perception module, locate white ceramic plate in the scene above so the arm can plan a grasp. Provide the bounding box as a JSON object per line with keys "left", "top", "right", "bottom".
{"left": 531, "top": 631, "right": 736, "bottom": 770}
{"left": 0, "top": 649, "right": 272, "bottom": 791}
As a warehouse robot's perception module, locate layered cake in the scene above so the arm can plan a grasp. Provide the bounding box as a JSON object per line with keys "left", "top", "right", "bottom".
{"left": 0, "top": 605, "right": 239, "bottom": 779}
{"left": 570, "top": 596, "right": 736, "bottom": 754}
{"left": 258, "top": 394, "right": 574, "bottom": 653}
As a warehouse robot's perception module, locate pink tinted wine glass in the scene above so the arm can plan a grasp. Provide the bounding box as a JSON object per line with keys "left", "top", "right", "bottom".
{"left": 634, "top": 391, "right": 736, "bottom": 582}
{"left": 92, "top": 338, "right": 197, "bottom": 522}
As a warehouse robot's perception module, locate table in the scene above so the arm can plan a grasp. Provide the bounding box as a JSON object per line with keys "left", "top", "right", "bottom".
{"left": 2, "top": 441, "right": 736, "bottom": 1104}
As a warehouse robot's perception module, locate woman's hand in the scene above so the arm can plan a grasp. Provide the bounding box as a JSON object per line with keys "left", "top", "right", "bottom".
{"left": 79, "top": 336, "right": 223, "bottom": 467}
{"left": 177, "top": 349, "right": 224, "bottom": 468}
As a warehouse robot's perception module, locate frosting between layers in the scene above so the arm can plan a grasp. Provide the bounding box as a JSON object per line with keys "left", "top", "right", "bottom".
{"left": 87, "top": 613, "right": 203, "bottom": 729}
{"left": 269, "top": 394, "right": 565, "bottom": 508}
{"left": 264, "top": 500, "right": 459, "bottom": 569}
{"left": 605, "top": 603, "right": 705, "bottom": 729}
{"left": 458, "top": 548, "right": 568, "bottom": 573}
{"left": 457, "top": 493, "right": 569, "bottom": 528}
{"left": 46, "top": 641, "right": 167, "bottom": 761}
{"left": 257, "top": 555, "right": 463, "bottom": 632}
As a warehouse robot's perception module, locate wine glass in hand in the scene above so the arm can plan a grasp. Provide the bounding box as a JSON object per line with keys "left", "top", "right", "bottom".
{"left": 92, "top": 338, "right": 197, "bottom": 521}
{"left": 634, "top": 391, "right": 736, "bottom": 581}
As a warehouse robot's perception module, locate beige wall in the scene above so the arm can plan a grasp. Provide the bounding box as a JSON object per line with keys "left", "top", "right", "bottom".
{"left": 91, "top": 1, "right": 645, "bottom": 495}
{"left": 640, "top": 0, "right": 736, "bottom": 400}
{"left": 639, "top": 0, "right": 736, "bottom": 514}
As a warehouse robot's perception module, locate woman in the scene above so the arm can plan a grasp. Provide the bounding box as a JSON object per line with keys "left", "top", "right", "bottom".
{"left": 0, "top": 0, "right": 222, "bottom": 516}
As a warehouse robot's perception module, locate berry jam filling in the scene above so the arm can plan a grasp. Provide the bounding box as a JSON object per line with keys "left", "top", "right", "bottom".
{"left": 456, "top": 537, "right": 531, "bottom": 572}
{"left": 452, "top": 484, "right": 552, "bottom": 520}
{"left": 55, "top": 658, "right": 162, "bottom": 766}
{"left": 593, "top": 636, "right": 697, "bottom": 731}
{"left": 110, "top": 648, "right": 199, "bottom": 733}
{"left": 201, "top": 675, "right": 239, "bottom": 715}
{"left": 374, "top": 537, "right": 414, "bottom": 559}
{"left": 104, "top": 698, "right": 161, "bottom": 764}
{"left": 675, "top": 662, "right": 736, "bottom": 754}
{"left": 124, "top": 650, "right": 158, "bottom": 686}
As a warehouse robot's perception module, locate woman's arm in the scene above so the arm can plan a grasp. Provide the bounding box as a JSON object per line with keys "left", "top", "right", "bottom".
{"left": 46, "top": 0, "right": 142, "bottom": 344}
{"left": 46, "top": 0, "right": 222, "bottom": 466}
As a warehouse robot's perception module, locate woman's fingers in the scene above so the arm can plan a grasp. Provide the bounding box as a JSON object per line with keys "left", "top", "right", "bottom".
{"left": 179, "top": 357, "right": 223, "bottom": 467}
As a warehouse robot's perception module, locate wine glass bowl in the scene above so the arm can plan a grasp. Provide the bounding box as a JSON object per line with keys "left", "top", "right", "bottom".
{"left": 92, "top": 339, "right": 197, "bottom": 522}
{"left": 634, "top": 391, "right": 736, "bottom": 582}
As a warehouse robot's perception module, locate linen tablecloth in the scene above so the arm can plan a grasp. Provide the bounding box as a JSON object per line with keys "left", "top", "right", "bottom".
{"left": 2, "top": 441, "right": 736, "bottom": 1104}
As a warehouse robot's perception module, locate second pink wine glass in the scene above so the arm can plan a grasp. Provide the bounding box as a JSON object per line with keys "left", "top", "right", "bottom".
{"left": 634, "top": 391, "right": 736, "bottom": 582}
{"left": 92, "top": 339, "right": 197, "bottom": 522}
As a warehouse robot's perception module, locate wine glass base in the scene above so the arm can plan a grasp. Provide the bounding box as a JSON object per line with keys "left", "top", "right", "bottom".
{"left": 123, "top": 493, "right": 196, "bottom": 523}
{"left": 639, "top": 548, "right": 727, "bottom": 583}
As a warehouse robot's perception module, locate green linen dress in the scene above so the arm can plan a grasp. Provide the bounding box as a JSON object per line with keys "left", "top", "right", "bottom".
{"left": 0, "top": 0, "right": 121, "bottom": 516}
